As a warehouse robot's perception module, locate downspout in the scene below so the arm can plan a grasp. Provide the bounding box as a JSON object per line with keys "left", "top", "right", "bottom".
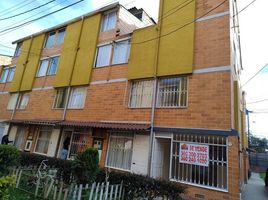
{"left": 148, "top": 0, "right": 164, "bottom": 177}
{"left": 62, "top": 16, "right": 85, "bottom": 121}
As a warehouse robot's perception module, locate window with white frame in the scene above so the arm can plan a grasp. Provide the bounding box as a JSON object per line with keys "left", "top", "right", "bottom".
{"left": 14, "top": 127, "right": 26, "bottom": 150}
{"left": 44, "top": 28, "right": 66, "bottom": 48}
{"left": 35, "top": 127, "right": 52, "bottom": 155}
{"left": 129, "top": 80, "right": 154, "bottom": 108}
{"left": 171, "top": 134, "right": 228, "bottom": 190}
{"left": 7, "top": 93, "right": 19, "bottom": 110}
{"left": 17, "top": 93, "right": 30, "bottom": 109}
{"left": 37, "top": 56, "right": 60, "bottom": 77}
{"left": 68, "top": 87, "right": 87, "bottom": 109}
{"left": 101, "top": 11, "right": 117, "bottom": 32}
{"left": 0, "top": 66, "right": 15, "bottom": 83}
{"left": 112, "top": 39, "right": 131, "bottom": 65}
{"left": 95, "top": 39, "right": 131, "bottom": 67}
{"left": 53, "top": 88, "right": 68, "bottom": 109}
{"left": 106, "top": 132, "right": 133, "bottom": 170}
{"left": 14, "top": 42, "right": 22, "bottom": 57}
{"left": 157, "top": 77, "right": 187, "bottom": 107}
{"left": 68, "top": 129, "right": 91, "bottom": 159}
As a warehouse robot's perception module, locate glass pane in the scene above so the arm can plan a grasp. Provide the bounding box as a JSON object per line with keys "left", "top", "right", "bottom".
{"left": 18, "top": 93, "right": 29, "bottom": 109}
{"left": 7, "top": 93, "right": 18, "bottom": 110}
{"left": 0, "top": 68, "right": 9, "bottom": 83}
{"left": 14, "top": 127, "right": 25, "bottom": 150}
{"left": 7, "top": 67, "right": 15, "bottom": 82}
{"left": 95, "top": 45, "right": 112, "bottom": 67}
{"left": 37, "top": 59, "right": 49, "bottom": 77}
{"left": 112, "top": 40, "right": 131, "bottom": 65}
{"left": 57, "top": 29, "right": 65, "bottom": 45}
{"left": 47, "top": 56, "right": 59, "bottom": 75}
{"left": 130, "top": 80, "right": 153, "bottom": 108}
{"left": 45, "top": 32, "right": 56, "bottom": 48}
{"left": 54, "top": 88, "right": 67, "bottom": 108}
{"left": 68, "top": 87, "right": 86, "bottom": 108}
{"left": 14, "top": 43, "right": 22, "bottom": 57}
{"left": 101, "top": 11, "right": 116, "bottom": 32}
{"left": 35, "top": 129, "right": 52, "bottom": 154}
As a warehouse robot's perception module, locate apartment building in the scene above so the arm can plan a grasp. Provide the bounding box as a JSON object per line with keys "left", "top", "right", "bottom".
{"left": 0, "top": 0, "right": 248, "bottom": 199}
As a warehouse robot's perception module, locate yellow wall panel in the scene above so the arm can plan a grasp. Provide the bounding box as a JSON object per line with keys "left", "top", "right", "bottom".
{"left": 128, "top": 25, "right": 158, "bottom": 79}
{"left": 71, "top": 14, "right": 101, "bottom": 86}
{"left": 54, "top": 21, "right": 82, "bottom": 87}
{"left": 9, "top": 39, "right": 32, "bottom": 92}
{"left": 0, "top": 66, "right": 2, "bottom": 77}
{"left": 20, "top": 34, "right": 45, "bottom": 91}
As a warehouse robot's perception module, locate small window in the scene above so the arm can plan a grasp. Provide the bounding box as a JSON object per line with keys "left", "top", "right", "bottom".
{"left": 106, "top": 132, "right": 133, "bottom": 170}
{"left": 35, "top": 127, "right": 52, "bottom": 155}
{"left": 17, "top": 93, "right": 30, "bottom": 110}
{"left": 14, "top": 43, "right": 22, "bottom": 57}
{"left": 95, "top": 44, "right": 112, "bottom": 67}
{"left": 7, "top": 67, "right": 16, "bottom": 82}
{"left": 101, "top": 11, "right": 117, "bottom": 32}
{"left": 14, "top": 127, "right": 26, "bottom": 150}
{"left": 37, "top": 56, "right": 60, "bottom": 77}
{"left": 7, "top": 93, "right": 19, "bottom": 110}
{"left": 0, "top": 68, "right": 9, "bottom": 83}
{"left": 53, "top": 88, "right": 68, "bottom": 109}
{"left": 157, "top": 77, "right": 188, "bottom": 107}
{"left": 68, "top": 87, "right": 87, "bottom": 109}
{"left": 112, "top": 39, "right": 131, "bottom": 65}
{"left": 44, "top": 28, "right": 65, "bottom": 48}
{"left": 129, "top": 80, "right": 154, "bottom": 108}
{"left": 69, "top": 130, "right": 91, "bottom": 159}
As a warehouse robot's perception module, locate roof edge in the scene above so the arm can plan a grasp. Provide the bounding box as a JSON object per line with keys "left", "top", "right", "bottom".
{"left": 12, "top": 2, "right": 120, "bottom": 44}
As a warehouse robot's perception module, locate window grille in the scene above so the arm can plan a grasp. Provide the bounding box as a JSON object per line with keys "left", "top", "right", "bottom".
{"left": 129, "top": 80, "right": 154, "bottom": 108}
{"left": 171, "top": 134, "right": 228, "bottom": 191}
{"left": 107, "top": 132, "right": 134, "bottom": 170}
{"left": 157, "top": 77, "right": 187, "bottom": 107}
{"left": 69, "top": 131, "right": 91, "bottom": 159}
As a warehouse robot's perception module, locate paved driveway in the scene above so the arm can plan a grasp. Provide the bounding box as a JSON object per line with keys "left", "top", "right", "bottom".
{"left": 241, "top": 172, "right": 268, "bottom": 200}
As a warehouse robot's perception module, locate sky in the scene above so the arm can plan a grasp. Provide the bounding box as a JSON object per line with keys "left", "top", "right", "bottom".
{"left": 0, "top": 0, "right": 267, "bottom": 138}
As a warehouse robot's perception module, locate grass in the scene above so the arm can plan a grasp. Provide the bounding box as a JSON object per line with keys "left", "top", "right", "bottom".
{"left": 259, "top": 172, "right": 266, "bottom": 182}
{"left": 9, "top": 188, "right": 40, "bottom": 200}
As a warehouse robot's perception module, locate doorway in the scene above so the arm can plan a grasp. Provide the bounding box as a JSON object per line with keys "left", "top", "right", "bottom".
{"left": 152, "top": 138, "right": 171, "bottom": 180}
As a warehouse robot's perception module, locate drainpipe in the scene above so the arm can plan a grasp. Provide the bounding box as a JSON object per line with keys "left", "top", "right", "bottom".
{"left": 147, "top": 0, "right": 164, "bottom": 177}
{"left": 62, "top": 16, "right": 85, "bottom": 121}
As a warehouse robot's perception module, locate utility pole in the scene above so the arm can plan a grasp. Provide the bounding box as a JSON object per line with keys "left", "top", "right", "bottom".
{"left": 245, "top": 109, "right": 253, "bottom": 147}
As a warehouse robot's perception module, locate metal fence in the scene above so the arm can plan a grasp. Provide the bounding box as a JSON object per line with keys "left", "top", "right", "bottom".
{"left": 249, "top": 152, "right": 268, "bottom": 172}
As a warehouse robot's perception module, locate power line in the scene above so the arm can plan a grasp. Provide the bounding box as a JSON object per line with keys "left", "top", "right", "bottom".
{"left": 0, "top": 0, "right": 85, "bottom": 35}
{"left": 0, "top": 0, "right": 36, "bottom": 17}
{"left": 234, "top": 0, "right": 257, "bottom": 17}
{"left": 242, "top": 63, "right": 268, "bottom": 87}
{"left": 0, "top": 0, "right": 56, "bottom": 21}
{"left": 247, "top": 98, "right": 268, "bottom": 105}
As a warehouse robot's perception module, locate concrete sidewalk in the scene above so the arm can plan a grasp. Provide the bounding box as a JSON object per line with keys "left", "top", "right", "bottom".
{"left": 241, "top": 172, "right": 268, "bottom": 200}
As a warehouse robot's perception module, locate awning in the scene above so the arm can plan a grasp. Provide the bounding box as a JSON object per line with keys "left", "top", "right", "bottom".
{"left": 59, "top": 121, "right": 150, "bottom": 131}
{"left": 6, "top": 119, "right": 151, "bottom": 131}
{"left": 5, "top": 119, "right": 62, "bottom": 126}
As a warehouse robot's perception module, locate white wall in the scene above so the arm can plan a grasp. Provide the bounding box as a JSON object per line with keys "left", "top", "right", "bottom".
{"left": 47, "top": 128, "right": 60, "bottom": 157}
{"left": 131, "top": 134, "right": 149, "bottom": 175}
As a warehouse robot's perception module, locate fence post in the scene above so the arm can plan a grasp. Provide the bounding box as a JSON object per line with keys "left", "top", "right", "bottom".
{"left": 109, "top": 185, "right": 114, "bottom": 200}
{"left": 99, "top": 182, "right": 105, "bottom": 200}
{"left": 114, "top": 184, "right": 118, "bottom": 199}
{"left": 118, "top": 181, "right": 123, "bottom": 200}
{"left": 57, "top": 181, "right": 64, "bottom": 200}
{"left": 77, "top": 184, "right": 83, "bottom": 200}
{"left": 89, "top": 182, "right": 96, "bottom": 200}
{"left": 94, "top": 183, "right": 100, "bottom": 200}
{"left": 104, "top": 182, "right": 110, "bottom": 200}
{"left": 15, "top": 170, "right": 22, "bottom": 188}
{"left": 35, "top": 177, "right": 41, "bottom": 197}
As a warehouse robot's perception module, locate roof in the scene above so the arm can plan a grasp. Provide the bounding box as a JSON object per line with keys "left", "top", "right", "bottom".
{"left": 12, "top": 2, "right": 120, "bottom": 44}
{"left": 7, "top": 119, "right": 151, "bottom": 131}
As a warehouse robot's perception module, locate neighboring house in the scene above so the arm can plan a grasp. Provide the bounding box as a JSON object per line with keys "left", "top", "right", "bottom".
{"left": 0, "top": 0, "right": 249, "bottom": 199}
{"left": 0, "top": 54, "right": 12, "bottom": 141}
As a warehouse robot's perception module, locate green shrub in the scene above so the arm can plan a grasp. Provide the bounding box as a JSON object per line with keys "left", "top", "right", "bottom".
{"left": 0, "top": 176, "right": 15, "bottom": 200}
{"left": 20, "top": 152, "right": 73, "bottom": 183}
{"left": 0, "top": 145, "right": 20, "bottom": 175}
{"left": 72, "top": 148, "right": 99, "bottom": 184}
{"left": 96, "top": 169, "right": 186, "bottom": 200}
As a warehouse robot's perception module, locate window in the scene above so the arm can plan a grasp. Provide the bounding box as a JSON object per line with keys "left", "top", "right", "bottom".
{"left": 68, "top": 87, "right": 87, "bottom": 109}
{"left": 95, "top": 39, "right": 131, "bottom": 67}
{"left": 101, "top": 11, "right": 117, "bottom": 32}
{"left": 129, "top": 80, "right": 154, "bottom": 108}
{"left": 157, "top": 77, "right": 187, "bottom": 107}
{"left": 14, "top": 127, "right": 26, "bottom": 150}
{"left": 95, "top": 44, "right": 112, "bottom": 67}
{"left": 106, "top": 132, "right": 133, "bottom": 170}
{"left": 0, "top": 66, "right": 16, "bottom": 83}
{"left": 171, "top": 134, "right": 228, "bottom": 190}
{"left": 7, "top": 67, "right": 15, "bottom": 82}
{"left": 37, "top": 56, "right": 60, "bottom": 77}
{"left": 68, "top": 130, "right": 91, "bottom": 159}
{"left": 14, "top": 43, "right": 22, "bottom": 57}
{"left": 53, "top": 88, "right": 68, "bottom": 109}
{"left": 112, "top": 39, "right": 131, "bottom": 65}
{"left": 17, "top": 93, "right": 30, "bottom": 109}
{"left": 0, "top": 68, "right": 9, "bottom": 83}
{"left": 7, "top": 93, "right": 19, "bottom": 110}
{"left": 35, "top": 127, "right": 52, "bottom": 155}
{"left": 44, "top": 28, "right": 66, "bottom": 48}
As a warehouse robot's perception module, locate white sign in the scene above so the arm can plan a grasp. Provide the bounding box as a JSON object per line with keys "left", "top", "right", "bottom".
{"left": 179, "top": 143, "right": 209, "bottom": 167}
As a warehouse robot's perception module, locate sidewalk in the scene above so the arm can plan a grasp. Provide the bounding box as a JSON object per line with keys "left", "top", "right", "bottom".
{"left": 241, "top": 172, "right": 268, "bottom": 200}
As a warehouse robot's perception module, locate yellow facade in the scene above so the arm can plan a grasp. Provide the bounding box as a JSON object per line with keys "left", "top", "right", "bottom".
{"left": 128, "top": 0, "right": 196, "bottom": 79}
{"left": 9, "top": 39, "right": 32, "bottom": 92}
